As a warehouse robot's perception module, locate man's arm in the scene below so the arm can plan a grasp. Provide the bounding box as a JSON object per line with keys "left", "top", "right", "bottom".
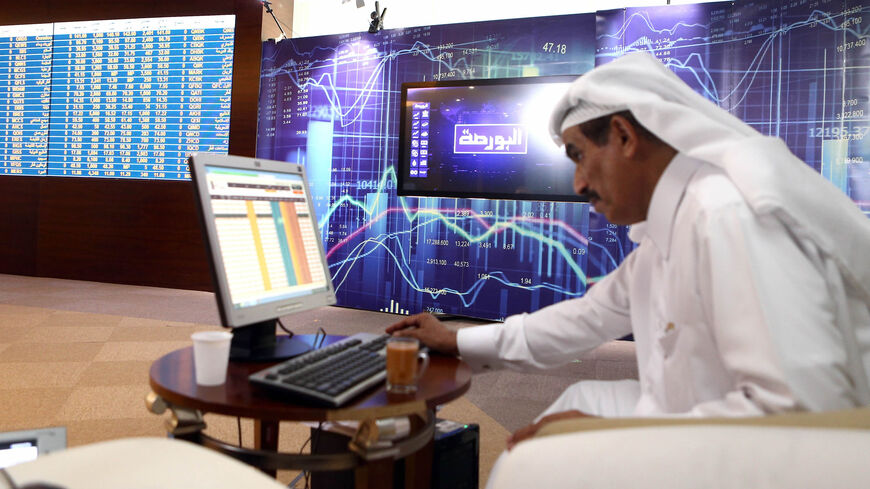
{"left": 387, "top": 254, "right": 637, "bottom": 372}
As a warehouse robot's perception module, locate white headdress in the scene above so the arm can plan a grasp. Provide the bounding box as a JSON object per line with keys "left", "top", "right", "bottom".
{"left": 550, "top": 51, "right": 870, "bottom": 303}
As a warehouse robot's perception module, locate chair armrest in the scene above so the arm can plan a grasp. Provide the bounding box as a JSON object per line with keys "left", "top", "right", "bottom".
{"left": 494, "top": 423, "right": 870, "bottom": 489}
{"left": 535, "top": 406, "right": 870, "bottom": 438}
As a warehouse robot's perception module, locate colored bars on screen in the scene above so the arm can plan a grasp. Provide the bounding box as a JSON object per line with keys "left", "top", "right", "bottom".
{"left": 278, "top": 201, "right": 312, "bottom": 285}
{"left": 245, "top": 200, "right": 272, "bottom": 291}
{"left": 379, "top": 300, "right": 409, "bottom": 315}
{"left": 240, "top": 200, "right": 316, "bottom": 292}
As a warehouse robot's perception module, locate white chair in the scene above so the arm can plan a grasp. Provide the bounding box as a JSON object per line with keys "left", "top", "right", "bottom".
{"left": 490, "top": 408, "right": 870, "bottom": 489}
{"left": 1, "top": 437, "right": 287, "bottom": 489}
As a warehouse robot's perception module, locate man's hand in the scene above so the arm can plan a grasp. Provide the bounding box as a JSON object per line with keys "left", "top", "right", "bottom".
{"left": 386, "top": 313, "right": 459, "bottom": 355}
{"left": 506, "top": 410, "right": 592, "bottom": 451}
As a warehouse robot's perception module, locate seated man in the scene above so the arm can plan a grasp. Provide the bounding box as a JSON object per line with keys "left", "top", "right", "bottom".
{"left": 387, "top": 51, "right": 870, "bottom": 449}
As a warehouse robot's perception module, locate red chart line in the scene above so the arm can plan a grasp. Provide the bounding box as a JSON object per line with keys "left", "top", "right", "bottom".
{"left": 325, "top": 207, "right": 588, "bottom": 259}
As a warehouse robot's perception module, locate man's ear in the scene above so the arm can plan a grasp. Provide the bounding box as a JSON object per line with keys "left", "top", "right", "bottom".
{"left": 609, "top": 114, "right": 640, "bottom": 157}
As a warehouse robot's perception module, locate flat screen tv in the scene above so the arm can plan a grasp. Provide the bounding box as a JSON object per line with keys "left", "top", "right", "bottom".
{"left": 397, "top": 75, "right": 584, "bottom": 202}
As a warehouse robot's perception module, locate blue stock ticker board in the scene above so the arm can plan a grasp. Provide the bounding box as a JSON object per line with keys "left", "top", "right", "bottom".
{"left": 0, "top": 16, "right": 234, "bottom": 179}
{"left": 256, "top": 3, "right": 870, "bottom": 320}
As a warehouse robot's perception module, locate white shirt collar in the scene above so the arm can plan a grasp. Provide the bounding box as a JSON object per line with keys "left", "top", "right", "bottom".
{"left": 628, "top": 153, "right": 702, "bottom": 258}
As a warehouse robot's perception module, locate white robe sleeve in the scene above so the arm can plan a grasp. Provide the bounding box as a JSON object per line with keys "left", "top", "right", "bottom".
{"left": 457, "top": 253, "right": 636, "bottom": 373}
{"left": 688, "top": 202, "right": 855, "bottom": 416}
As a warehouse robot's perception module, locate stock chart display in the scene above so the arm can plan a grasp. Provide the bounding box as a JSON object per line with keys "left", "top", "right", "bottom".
{"left": 257, "top": 2, "right": 870, "bottom": 320}
{"left": 0, "top": 15, "right": 234, "bottom": 179}
{"left": 596, "top": 0, "right": 870, "bottom": 210}
{"left": 257, "top": 15, "right": 602, "bottom": 320}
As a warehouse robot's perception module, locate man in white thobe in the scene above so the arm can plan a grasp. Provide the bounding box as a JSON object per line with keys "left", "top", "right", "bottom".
{"left": 386, "top": 52, "right": 870, "bottom": 448}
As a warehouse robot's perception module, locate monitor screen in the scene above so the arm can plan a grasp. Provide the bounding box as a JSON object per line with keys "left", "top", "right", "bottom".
{"left": 189, "top": 153, "right": 336, "bottom": 360}
{"left": 0, "top": 427, "right": 65, "bottom": 469}
{"left": 0, "top": 440, "right": 37, "bottom": 468}
{"left": 0, "top": 15, "right": 235, "bottom": 180}
{"left": 397, "top": 75, "right": 583, "bottom": 202}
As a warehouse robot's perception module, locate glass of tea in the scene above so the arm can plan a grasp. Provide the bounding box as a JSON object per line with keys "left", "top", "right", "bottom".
{"left": 385, "top": 336, "right": 429, "bottom": 394}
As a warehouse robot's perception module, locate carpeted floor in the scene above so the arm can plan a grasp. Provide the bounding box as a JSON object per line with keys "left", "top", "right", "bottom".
{"left": 0, "top": 273, "right": 637, "bottom": 486}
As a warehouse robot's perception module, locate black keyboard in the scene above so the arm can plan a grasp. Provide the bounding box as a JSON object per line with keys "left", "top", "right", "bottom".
{"left": 249, "top": 332, "right": 391, "bottom": 407}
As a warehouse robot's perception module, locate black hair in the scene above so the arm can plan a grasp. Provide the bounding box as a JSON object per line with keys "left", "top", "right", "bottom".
{"left": 578, "top": 110, "right": 663, "bottom": 147}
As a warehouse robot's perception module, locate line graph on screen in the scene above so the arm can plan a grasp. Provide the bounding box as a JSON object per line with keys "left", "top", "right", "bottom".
{"left": 597, "top": 1, "right": 870, "bottom": 209}
{"left": 256, "top": 15, "right": 610, "bottom": 319}
{"left": 256, "top": 4, "right": 870, "bottom": 320}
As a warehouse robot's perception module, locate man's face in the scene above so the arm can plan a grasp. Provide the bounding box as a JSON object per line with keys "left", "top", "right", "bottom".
{"left": 560, "top": 121, "right": 650, "bottom": 225}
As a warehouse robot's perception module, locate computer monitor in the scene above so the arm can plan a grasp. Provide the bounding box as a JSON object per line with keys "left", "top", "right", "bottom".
{"left": 397, "top": 75, "right": 585, "bottom": 202}
{"left": 0, "top": 427, "right": 66, "bottom": 469}
{"left": 188, "top": 153, "right": 337, "bottom": 361}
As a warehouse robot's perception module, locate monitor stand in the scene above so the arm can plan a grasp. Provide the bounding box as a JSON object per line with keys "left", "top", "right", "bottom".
{"left": 229, "top": 320, "right": 313, "bottom": 362}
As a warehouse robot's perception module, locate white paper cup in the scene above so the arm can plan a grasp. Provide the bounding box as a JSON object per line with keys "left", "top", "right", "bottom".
{"left": 191, "top": 331, "right": 233, "bottom": 386}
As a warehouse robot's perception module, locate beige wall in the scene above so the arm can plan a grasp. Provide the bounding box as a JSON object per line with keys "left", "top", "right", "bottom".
{"left": 289, "top": 0, "right": 723, "bottom": 38}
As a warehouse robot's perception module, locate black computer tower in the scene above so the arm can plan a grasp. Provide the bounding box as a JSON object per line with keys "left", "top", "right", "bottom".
{"left": 431, "top": 419, "right": 479, "bottom": 489}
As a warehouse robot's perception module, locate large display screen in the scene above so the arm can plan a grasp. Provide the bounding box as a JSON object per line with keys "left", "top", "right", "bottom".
{"left": 257, "top": 2, "right": 870, "bottom": 321}
{"left": 398, "top": 76, "right": 583, "bottom": 202}
{"left": 595, "top": 1, "right": 870, "bottom": 207}
{"left": 257, "top": 14, "right": 601, "bottom": 321}
{"left": 0, "top": 15, "right": 235, "bottom": 179}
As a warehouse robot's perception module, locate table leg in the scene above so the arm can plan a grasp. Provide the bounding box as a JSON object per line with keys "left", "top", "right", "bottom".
{"left": 403, "top": 411, "right": 434, "bottom": 489}
{"left": 403, "top": 437, "right": 433, "bottom": 489}
{"left": 254, "top": 419, "right": 280, "bottom": 477}
{"left": 354, "top": 457, "right": 394, "bottom": 489}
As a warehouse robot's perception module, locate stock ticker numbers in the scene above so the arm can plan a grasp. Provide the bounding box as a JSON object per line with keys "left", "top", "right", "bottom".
{"left": 256, "top": 4, "right": 870, "bottom": 320}
{"left": 0, "top": 15, "right": 234, "bottom": 179}
{"left": 0, "top": 24, "right": 53, "bottom": 175}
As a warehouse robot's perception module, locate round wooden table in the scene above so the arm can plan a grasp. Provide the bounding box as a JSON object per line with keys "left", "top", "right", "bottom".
{"left": 147, "top": 334, "right": 472, "bottom": 489}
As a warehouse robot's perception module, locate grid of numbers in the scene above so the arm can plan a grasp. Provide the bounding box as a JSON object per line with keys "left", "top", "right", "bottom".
{"left": 0, "top": 15, "right": 235, "bottom": 180}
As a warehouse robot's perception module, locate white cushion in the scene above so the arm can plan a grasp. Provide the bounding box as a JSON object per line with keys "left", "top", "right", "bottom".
{"left": 491, "top": 425, "right": 870, "bottom": 489}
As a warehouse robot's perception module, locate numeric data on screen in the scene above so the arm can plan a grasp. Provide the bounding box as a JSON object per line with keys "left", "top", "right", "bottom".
{"left": 0, "top": 15, "right": 235, "bottom": 180}
{"left": 0, "top": 24, "right": 53, "bottom": 176}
